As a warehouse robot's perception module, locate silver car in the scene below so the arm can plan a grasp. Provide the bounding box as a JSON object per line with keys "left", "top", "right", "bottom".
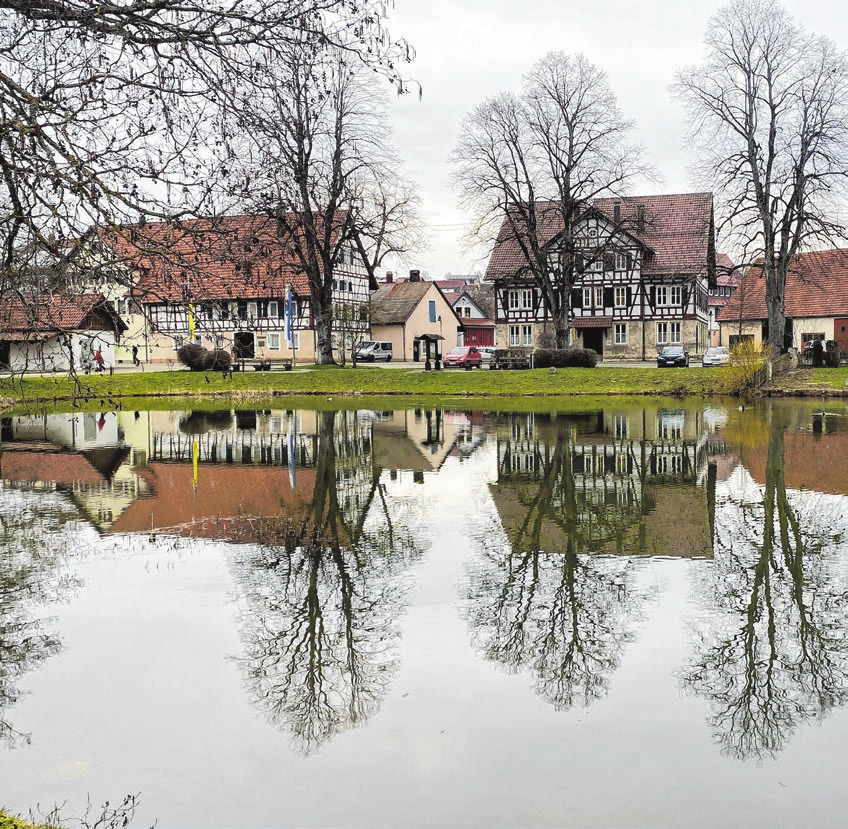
{"left": 701, "top": 346, "right": 730, "bottom": 367}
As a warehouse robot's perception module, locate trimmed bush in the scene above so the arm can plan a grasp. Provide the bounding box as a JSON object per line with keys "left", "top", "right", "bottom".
{"left": 176, "top": 343, "right": 232, "bottom": 371}
{"left": 532, "top": 348, "right": 599, "bottom": 369}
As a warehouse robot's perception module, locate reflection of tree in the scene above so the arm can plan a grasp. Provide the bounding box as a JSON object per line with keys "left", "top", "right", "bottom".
{"left": 230, "top": 410, "right": 425, "bottom": 754}
{"left": 0, "top": 491, "right": 80, "bottom": 746}
{"left": 464, "top": 417, "right": 649, "bottom": 710}
{"left": 682, "top": 412, "right": 848, "bottom": 761}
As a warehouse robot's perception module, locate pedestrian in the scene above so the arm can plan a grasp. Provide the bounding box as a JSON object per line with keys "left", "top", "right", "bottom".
{"left": 94, "top": 348, "right": 105, "bottom": 372}
{"left": 132, "top": 344, "right": 140, "bottom": 366}
{"left": 813, "top": 338, "right": 824, "bottom": 368}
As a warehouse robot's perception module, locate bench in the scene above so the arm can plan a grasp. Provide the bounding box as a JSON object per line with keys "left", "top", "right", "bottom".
{"left": 234, "top": 358, "right": 294, "bottom": 372}
{"left": 494, "top": 356, "right": 532, "bottom": 370}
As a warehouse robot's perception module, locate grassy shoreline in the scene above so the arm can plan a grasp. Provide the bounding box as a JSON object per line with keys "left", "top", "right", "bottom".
{"left": 1, "top": 364, "right": 846, "bottom": 413}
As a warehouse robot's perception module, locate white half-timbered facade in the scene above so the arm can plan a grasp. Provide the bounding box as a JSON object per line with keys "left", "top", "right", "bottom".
{"left": 486, "top": 193, "right": 716, "bottom": 360}
{"left": 81, "top": 214, "right": 374, "bottom": 364}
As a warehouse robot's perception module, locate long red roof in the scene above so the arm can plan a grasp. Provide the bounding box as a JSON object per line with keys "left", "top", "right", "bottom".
{"left": 0, "top": 293, "right": 126, "bottom": 334}
{"left": 97, "top": 213, "right": 348, "bottom": 302}
{"left": 721, "top": 248, "right": 848, "bottom": 321}
{"left": 485, "top": 192, "right": 714, "bottom": 281}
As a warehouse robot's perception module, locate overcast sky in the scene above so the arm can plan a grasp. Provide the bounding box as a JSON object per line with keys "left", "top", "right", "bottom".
{"left": 382, "top": 0, "right": 848, "bottom": 278}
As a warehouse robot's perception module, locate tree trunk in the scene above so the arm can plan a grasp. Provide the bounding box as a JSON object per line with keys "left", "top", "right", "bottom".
{"left": 764, "top": 260, "right": 786, "bottom": 354}
{"left": 553, "top": 303, "right": 570, "bottom": 349}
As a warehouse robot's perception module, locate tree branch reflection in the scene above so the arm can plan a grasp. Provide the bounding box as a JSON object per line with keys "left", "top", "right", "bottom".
{"left": 682, "top": 411, "right": 848, "bottom": 761}
{"left": 230, "top": 410, "right": 425, "bottom": 755}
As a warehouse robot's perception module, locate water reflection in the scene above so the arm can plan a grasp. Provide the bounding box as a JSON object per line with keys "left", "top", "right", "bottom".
{"left": 681, "top": 406, "right": 848, "bottom": 761}
{"left": 464, "top": 405, "right": 714, "bottom": 710}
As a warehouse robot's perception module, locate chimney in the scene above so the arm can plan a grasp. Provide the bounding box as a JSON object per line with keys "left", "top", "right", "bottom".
{"left": 409, "top": 269, "right": 421, "bottom": 282}
{"left": 636, "top": 205, "right": 646, "bottom": 232}
{"left": 385, "top": 271, "right": 394, "bottom": 283}
{"left": 613, "top": 202, "right": 621, "bottom": 224}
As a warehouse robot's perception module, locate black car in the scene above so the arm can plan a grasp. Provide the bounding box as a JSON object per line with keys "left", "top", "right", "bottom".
{"left": 657, "top": 345, "right": 689, "bottom": 368}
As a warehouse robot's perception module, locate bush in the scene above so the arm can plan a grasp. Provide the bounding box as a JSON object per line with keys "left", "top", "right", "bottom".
{"left": 176, "top": 343, "right": 231, "bottom": 371}
{"left": 532, "top": 348, "right": 599, "bottom": 369}
{"left": 717, "top": 340, "right": 772, "bottom": 395}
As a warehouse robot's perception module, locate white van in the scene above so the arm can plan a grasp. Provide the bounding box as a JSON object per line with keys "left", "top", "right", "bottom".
{"left": 355, "top": 341, "right": 393, "bottom": 362}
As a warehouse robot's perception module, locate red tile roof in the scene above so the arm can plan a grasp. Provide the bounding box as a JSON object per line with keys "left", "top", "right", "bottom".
{"left": 484, "top": 192, "right": 714, "bottom": 281}
{"left": 720, "top": 248, "right": 848, "bottom": 322}
{"left": 97, "top": 213, "right": 349, "bottom": 302}
{"left": 0, "top": 294, "right": 126, "bottom": 334}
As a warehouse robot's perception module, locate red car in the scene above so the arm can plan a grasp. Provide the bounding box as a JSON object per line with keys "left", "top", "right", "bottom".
{"left": 443, "top": 346, "right": 483, "bottom": 369}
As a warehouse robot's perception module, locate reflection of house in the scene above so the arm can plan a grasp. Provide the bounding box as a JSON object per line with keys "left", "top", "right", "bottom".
{"left": 718, "top": 248, "right": 848, "bottom": 352}
{"left": 369, "top": 272, "right": 462, "bottom": 359}
{"left": 0, "top": 294, "right": 126, "bottom": 372}
{"left": 490, "top": 408, "right": 714, "bottom": 557}
{"left": 370, "top": 409, "right": 467, "bottom": 477}
{"left": 485, "top": 193, "right": 716, "bottom": 359}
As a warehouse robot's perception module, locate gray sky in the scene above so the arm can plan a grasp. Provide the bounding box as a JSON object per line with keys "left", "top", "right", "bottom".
{"left": 384, "top": 0, "right": 847, "bottom": 278}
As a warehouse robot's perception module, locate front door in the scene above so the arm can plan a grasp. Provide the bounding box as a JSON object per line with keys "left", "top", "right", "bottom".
{"left": 0, "top": 341, "right": 9, "bottom": 368}
{"left": 582, "top": 328, "right": 604, "bottom": 358}
{"left": 233, "top": 332, "right": 255, "bottom": 359}
{"left": 835, "top": 319, "right": 848, "bottom": 353}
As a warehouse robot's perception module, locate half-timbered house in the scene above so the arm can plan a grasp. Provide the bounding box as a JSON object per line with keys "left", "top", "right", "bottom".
{"left": 485, "top": 193, "right": 716, "bottom": 360}
{"left": 75, "top": 213, "right": 375, "bottom": 365}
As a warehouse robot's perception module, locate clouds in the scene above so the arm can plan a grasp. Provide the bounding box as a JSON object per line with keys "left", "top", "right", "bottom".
{"left": 385, "top": 0, "right": 848, "bottom": 275}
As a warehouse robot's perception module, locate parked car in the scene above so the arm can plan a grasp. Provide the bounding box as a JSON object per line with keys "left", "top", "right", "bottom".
{"left": 355, "top": 341, "right": 393, "bottom": 362}
{"left": 701, "top": 346, "right": 730, "bottom": 367}
{"left": 656, "top": 345, "right": 690, "bottom": 368}
{"left": 443, "top": 346, "right": 483, "bottom": 368}
{"left": 477, "top": 346, "right": 497, "bottom": 366}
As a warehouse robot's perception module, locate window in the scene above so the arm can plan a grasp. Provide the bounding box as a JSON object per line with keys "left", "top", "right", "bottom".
{"left": 588, "top": 258, "right": 602, "bottom": 272}
{"left": 269, "top": 333, "right": 280, "bottom": 350}
{"left": 657, "top": 322, "right": 668, "bottom": 344}
{"left": 332, "top": 279, "right": 337, "bottom": 290}
{"left": 290, "top": 331, "right": 300, "bottom": 349}
{"left": 464, "top": 307, "right": 471, "bottom": 318}
{"left": 522, "top": 324, "right": 533, "bottom": 346}
{"left": 615, "top": 286, "right": 627, "bottom": 307}
{"left": 338, "top": 280, "right": 347, "bottom": 292}
{"left": 670, "top": 322, "right": 681, "bottom": 343}
{"left": 595, "top": 286, "right": 603, "bottom": 307}
{"left": 615, "top": 252, "right": 629, "bottom": 271}
{"left": 522, "top": 289, "right": 533, "bottom": 309}
{"left": 508, "top": 290, "right": 519, "bottom": 310}
{"left": 656, "top": 285, "right": 667, "bottom": 305}
{"left": 614, "top": 415, "right": 628, "bottom": 439}
{"left": 614, "top": 323, "right": 627, "bottom": 344}
{"left": 509, "top": 325, "right": 521, "bottom": 346}
{"left": 269, "top": 301, "right": 279, "bottom": 317}
{"left": 257, "top": 301, "right": 268, "bottom": 318}
{"left": 583, "top": 287, "right": 592, "bottom": 308}
{"left": 670, "top": 285, "right": 682, "bottom": 305}
{"left": 248, "top": 302, "right": 257, "bottom": 318}
{"left": 428, "top": 300, "right": 436, "bottom": 323}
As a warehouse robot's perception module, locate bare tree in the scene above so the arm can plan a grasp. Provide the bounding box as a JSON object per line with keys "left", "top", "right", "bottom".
{"left": 224, "top": 45, "right": 422, "bottom": 364}
{"left": 453, "top": 52, "right": 651, "bottom": 348}
{"left": 0, "top": 1, "right": 415, "bottom": 356}
{"left": 674, "top": 0, "right": 848, "bottom": 352}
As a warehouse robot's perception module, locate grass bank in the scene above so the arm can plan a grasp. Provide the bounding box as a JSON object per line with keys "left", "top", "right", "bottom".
{"left": 1, "top": 364, "right": 845, "bottom": 413}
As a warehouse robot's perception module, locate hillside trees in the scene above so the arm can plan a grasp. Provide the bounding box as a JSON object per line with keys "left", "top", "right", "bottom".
{"left": 674, "top": 0, "right": 848, "bottom": 352}
{"left": 453, "top": 52, "right": 651, "bottom": 348}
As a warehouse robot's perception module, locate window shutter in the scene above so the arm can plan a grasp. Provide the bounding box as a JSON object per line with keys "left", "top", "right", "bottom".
{"left": 626, "top": 287, "right": 632, "bottom": 307}
{"left": 571, "top": 288, "right": 583, "bottom": 308}
{"left": 603, "top": 288, "right": 614, "bottom": 308}
{"left": 603, "top": 252, "right": 615, "bottom": 272}
{"left": 682, "top": 286, "right": 690, "bottom": 306}
{"left": 575, "top": 253, "right": 584, "bottom": 272}
{"left": 650, "top": 286, "right": 656, "bottom": 307}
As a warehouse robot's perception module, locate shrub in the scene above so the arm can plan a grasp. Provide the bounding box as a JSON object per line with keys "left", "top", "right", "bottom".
{"left": 532, "top": 348, "right": 599, "bottom": 369}
{"left": 207, "top": 348, "right": 231, "bottom": 371}
{"left": 717, "top": 340, "right": 772, "bottom": 395}
{"left": 176, "top": 343, "right": 207, "bottom": 371}
{"left": 176, "top": 343, "right": 231, "bottom": 371}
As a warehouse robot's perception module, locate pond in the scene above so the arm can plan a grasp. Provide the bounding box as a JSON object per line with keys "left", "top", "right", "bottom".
{"left": 2, "top": 399, "right": 848, "bottom": 828}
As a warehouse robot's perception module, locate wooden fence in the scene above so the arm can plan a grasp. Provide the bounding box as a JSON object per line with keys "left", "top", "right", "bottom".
{"left": 753, "top": 351, "right": 794, "bottom": 389}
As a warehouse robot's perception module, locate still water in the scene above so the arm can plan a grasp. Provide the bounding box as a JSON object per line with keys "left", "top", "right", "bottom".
{"left": 2, "top": 399, "right": 848, "bottom": 827}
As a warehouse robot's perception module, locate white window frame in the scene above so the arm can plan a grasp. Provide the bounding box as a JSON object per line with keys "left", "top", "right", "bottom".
{"left": 508, "top": 290, "right": 519, "bottom": 310}
{"left": 614, "top": 415, "right": 628, "bottom": 439}
{"left": 595, "top": 286, "right": 603, "bottom": 307}
{"left": 614, "top": 323, "right": 627, "bottom": 344}
{"left": 670, "top": 322, "right": 682, "bottom": 344}
{"left": 670, "top": 285, "right": 682, "bottom": 305}
{"left": 521, "top": 289, "right": 533, "bottom": 309}
{"left": 587, "top": 258, "right": 603, "bottom": 272}
{"left": 269, "top": 333, "right": 280, "bottom": 351}
{"left": 656, "top": 285, "right": 668, "bottom": 305}
{"left": 657, "top": 322, "right": 668, "bottom": 344}
{"left": 509, "top": 325, "right": 521, "bottom": 346}
{"left": 615, "top": 252, "right": 628, "bottom": 271}
{"left": 269, "top": 301, "right": 279, "bottom": 317}
{"left": 522, "top": 324, "right": 533, "bottom": 346}
{"left": 583, "top": 287, "right": 592, "bottom": 308}
{"left": 614, "top": 286, "right": 627, "bottom": 308}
